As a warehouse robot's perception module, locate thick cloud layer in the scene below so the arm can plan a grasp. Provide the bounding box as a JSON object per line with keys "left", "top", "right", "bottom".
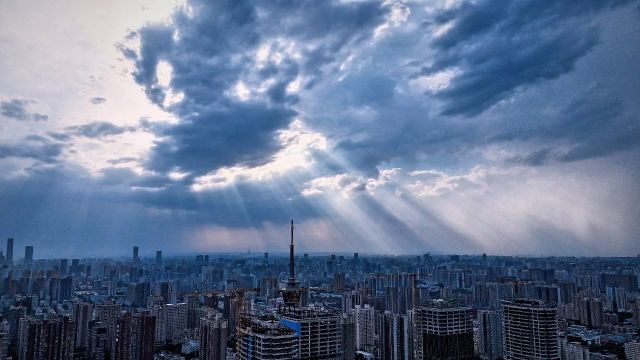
{"left": 126, "top": 0, "right": 388, "bottom": 176}
{"left": 0, "top": 0, "right": 638, "bottom": 257}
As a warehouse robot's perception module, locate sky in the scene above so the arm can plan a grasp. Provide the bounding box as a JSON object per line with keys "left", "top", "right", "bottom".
{"left": 0, "top": 0, "right": 639, "bottom": 258}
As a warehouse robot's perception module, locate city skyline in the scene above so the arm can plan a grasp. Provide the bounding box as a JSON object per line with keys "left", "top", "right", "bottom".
{"left": 0, "top": 230, "right": 636, "bottom": 360}
{"left": 1, "top": 0, "right": 640, "bottom": 257}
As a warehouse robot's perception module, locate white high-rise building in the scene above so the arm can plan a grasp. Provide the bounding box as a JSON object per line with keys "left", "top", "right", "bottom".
{"left": 503, "top": 299, "right": 559, "bottom": 360}
{"left": 354, "top": 304, "right": 376, "bottom": 354}
{"left": 625, "top": 341, "right": 640, "bottom": 360}
{"left": 414, "top": 301, "right": 474, "bottom": 360}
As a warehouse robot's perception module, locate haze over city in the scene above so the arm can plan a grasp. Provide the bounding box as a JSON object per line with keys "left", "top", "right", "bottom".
{"left": 1, "top": 0, "right": 639, "bottom": 258}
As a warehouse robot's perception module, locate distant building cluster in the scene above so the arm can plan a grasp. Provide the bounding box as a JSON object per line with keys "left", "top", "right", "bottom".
{"left": 0, "top": 228, "right": 638, "bottom": 360}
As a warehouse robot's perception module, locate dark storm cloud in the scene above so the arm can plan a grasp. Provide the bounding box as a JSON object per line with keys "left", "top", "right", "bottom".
{"left": 0, "top": 135, "right": 64, "bottom": 163}
{"left": 66, "top": 121, "right": 136, "bottom": 138}
{"left": 127, "top": 0, "right": 387, "bottom": 176}
{"left": 421, "top": 0, "right": 631, "bottom": 117}
{"left": 499, "top": 85, "right": 640, "bottom": 164}
{"left": 0, "top": 99, "right": 48, "bottom": 121}
{"left": 304, "top": 0, "right": 640, "bottom": 173}
{"left": 90, "top": 97, "right": 106, "bottom": 104}
{"left": 148, "top": 104, "right": 296, "bottom": 175}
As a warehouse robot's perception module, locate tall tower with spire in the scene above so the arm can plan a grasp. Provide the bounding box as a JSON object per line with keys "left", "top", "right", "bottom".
{"left": 282, "top": 219, "right": 303, "bottom": 306}
{"left": 287, "top": 219, "right": 297, "bottom": 288}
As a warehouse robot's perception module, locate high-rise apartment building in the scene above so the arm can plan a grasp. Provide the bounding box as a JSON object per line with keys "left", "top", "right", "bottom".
{"left": 89, "top": 321, "right": 111, "bottom": 360}
{"left": 73, "top": 302, "right": 94, "bottom": 350}
{"left": 385, "top": 273, "right": 417, "bottom": 315}
{"left": 59, "top": 276, "right": 73, "bottom": 301}
{"left": 164, "top": 303, "right": 187, "bottom": 345}
{"left": 199, "top": 312, "right": 227, "bottom": 360}
{"left": 157, "top": 281, "right": 177, "bottom": 305}
{"left": 95, "top": 302, "right": 123, "bottom": 356}
{"left": 625, "top": 341, "right": 640, "bottom": 360}
{"left": 341, "top": 313, "right": 356, "bottom": 360}
{"left": 354, "top": 304, "right": 376, "bottom": 354}
{"left": 115, "top": 311, "right": 156, "bottom": 360}
{"left": 414, "top": 301, "right": 474, "bottom": 360}
{"left": 577, "top": 297, "right": 604, "bottom": 328}
{"left": 334, "top": 273, "right": 346, "bottom": 293}
{"left": 185, "top": 294, "right": 200, "bottom": 330}
{"left": 477, "top": 309, "right": 503, "bottom": 360}
{"left": 379, "top": 312, "right": 412, "bottom": 360}
{"left": 152, "top": 303, "right": 187, "bottom": 345}
{"left": 128, "top": 282, "right": 151, "bottom": 308}
{"left": 18, "top": 315, "right": 74, "bottom": 360}
{"left": 0, "top": 331, "right": 8, "bottom": 360}
{"left": 502, "top": 299, "right": 559, "bottom": 360}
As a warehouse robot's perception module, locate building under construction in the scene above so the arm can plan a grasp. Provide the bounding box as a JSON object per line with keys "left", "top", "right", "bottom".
{"left": 277, "top": 306, "right": 342, "bottom": 360}
{"left": 236, "top": 315, "right": 298, "bottom": 360}
{"left": 413, "top": 300, "right": 474, "bottom": 360}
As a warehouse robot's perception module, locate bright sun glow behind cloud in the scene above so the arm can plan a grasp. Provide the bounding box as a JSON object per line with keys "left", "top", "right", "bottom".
{"left": 191, "top": 120, "right": 327, "bottom": 191}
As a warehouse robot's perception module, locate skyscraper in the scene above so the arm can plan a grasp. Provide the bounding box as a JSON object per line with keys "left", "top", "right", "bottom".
{"left": 157, "top": 281, "right": 177, "bottom": 304}
{"left": 185, "top": 294, "right": 200, "bottom": 330}
{"left": 502, "top": 299, "right": 559, "bottom": 360}
{"left": 414, "top": 301, "right": 474, "bottom": 360}
{"left": 380, "top": 312, "right": 412, "bottom": 360}
{"left": 385, "top": 273, "right": 417, "bottom": 315}
{"left": 95, "top": 302, "right": 123, "bottom": 356}
{"left": 156, "top": 250, "right": 162, "bottom": 268}
{"left": 200, "top": 312, "right": 228, "bottom": 360}
{"left": 73, "top": 302, "right": 94, "bottom": 350}
{"left": 18, "top": 315, "right": 74, "bottom": 360}
{"left": 59, "top": 276, "right": 73, "bottom": 301}
{"left": 477, "top": 310, "right": 503, "bottom": 360}
{"left": 59, "top": 258, "right": 68, "bottom": 276}
{"left": 133, "top": 246, "right": 139, "bottom": 263}
{"left": 128, "top": 282, "right": 151, "bottom": 308}
{"left": 6, "top": 238, "right": 13, "bottom": 265}
{"left": 115, "top": 311, "right": 156, "bottom": 360}
{"left": 334, "top": 273, "right": 346, "bottom": 293}
{"left": 341, "top": 313, "right": 356, "bottom": 360}
{"left": 353, "top": 305, "right": 376, "bottom": 354}
{"left": 164, "top": 303, "right": 187, "bottom": 345}
{"left": 71, "top": 258, "right": 80, "bottom": 275}
{"left": 24, "top": 246, "right": 33, "bottom": 265}
{"left": 89, "top": 322, "right": 111, "bottom": 360}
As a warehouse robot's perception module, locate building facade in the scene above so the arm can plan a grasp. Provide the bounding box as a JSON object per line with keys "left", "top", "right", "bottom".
{"left": 502, "top": 299, "right": 559, "bottom": 360}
